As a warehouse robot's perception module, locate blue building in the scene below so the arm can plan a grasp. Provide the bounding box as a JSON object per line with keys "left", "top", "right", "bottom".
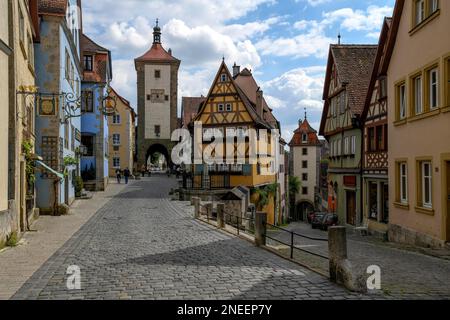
{"left": 34, "top": 0, "right": 82, "bottom": 214}
{"left": 80, "top": 34, "right": 112, "bottom": 191}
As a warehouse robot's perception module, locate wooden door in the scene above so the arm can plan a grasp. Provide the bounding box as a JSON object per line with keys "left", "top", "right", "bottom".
{"left": 346, "top": 191, "right": 356, "bottom": 226}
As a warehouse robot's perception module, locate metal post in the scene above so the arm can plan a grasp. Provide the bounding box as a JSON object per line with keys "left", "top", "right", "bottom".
{"left": 290, "top": 232, "right": 294, "bottom": 259}
{"left": 255, "top": 212, "right": 267, "bottom": 247}
{"left": 217, "top": 203, "right": 225, "bottom": 229}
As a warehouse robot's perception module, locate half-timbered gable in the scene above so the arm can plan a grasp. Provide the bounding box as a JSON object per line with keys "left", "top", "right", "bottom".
{"left": 319, "top": 44, "right": 377, "bottom": 227}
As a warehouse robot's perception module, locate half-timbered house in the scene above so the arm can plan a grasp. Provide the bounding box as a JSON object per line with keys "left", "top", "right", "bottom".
{"left": 187, "top": 61, "right": 282, "bottom": 224}
{"left": 319, "top": 44, "right": 377, "bottom": 227}
{"left": 361, "top": 18, "right": 392, "bottom": 237}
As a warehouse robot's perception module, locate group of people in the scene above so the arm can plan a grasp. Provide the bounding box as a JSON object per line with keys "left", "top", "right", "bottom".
{"left": 115, "top": 168, "right": 131, "bottom": 184}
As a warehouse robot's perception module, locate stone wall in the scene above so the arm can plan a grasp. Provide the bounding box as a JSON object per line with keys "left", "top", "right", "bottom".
{"left": 388, "top": 224, "right": 446, "bottom": 249}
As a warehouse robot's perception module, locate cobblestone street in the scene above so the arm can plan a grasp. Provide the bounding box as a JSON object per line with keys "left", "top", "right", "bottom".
{"left": 267, "top": 222, "right": 450, "bottom": 299}
{"left": 8, "top": 176, "right": 371, "bottom": 300}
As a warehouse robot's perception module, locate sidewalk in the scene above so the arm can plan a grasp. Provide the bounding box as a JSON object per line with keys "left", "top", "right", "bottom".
{"left": 0, "top": 180, "right": 131, "bottom": 300}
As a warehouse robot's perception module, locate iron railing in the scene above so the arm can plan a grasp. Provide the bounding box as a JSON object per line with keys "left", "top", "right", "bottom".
{"left": 264, "top": 222, "right": 329, "bottom": 260}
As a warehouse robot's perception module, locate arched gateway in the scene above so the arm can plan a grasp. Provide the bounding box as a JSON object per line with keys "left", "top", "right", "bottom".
{"left": 135, "top": 20, "right": 180, "bottom": 170}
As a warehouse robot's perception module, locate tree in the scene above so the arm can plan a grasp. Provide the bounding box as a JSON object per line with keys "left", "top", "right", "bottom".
{"left": 253, "top": 183, "right": 278, "bottom": 211}
{"left": 289, "top": 176, "right": 301, "bottom": 197}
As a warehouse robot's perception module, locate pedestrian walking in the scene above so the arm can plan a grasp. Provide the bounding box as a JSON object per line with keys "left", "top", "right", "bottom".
{"left": 124, "top": 168, "right": 131, "bottom": 184}
{"left": 116, "top": 169, "right": 122, "bottom": 184}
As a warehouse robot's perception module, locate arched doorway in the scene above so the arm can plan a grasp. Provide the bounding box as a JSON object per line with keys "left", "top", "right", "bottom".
{"left": 291, "top": 200, "right": 315, "bottom": 222}
{"left": 145, "top": 144, "right": 171, "bottom": 173}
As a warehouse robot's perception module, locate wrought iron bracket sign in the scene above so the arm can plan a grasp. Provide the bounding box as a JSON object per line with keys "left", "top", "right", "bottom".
{"left": 16, "top": 86, "right": 117, "bottom": 124}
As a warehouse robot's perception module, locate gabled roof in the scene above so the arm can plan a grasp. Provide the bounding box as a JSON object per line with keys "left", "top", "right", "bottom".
{"left": 81, "top": 34, "right": 109, "bottom": 53}
{"left": 38, "top": 0, "right": 67, "bottom": 16}
{"left": 135, "top": 43, "right": 180, "bottom": 65}
{"left": 289, "top": 118, "right": 320, "bottom": 147}
{"left": 234, "top": 68, "right": 278, "bottom": 128}
{"left": 361, "top": 17, "right": 392, "bottom": 122}
{"left": 320, "top": 44, "right": 378, "bottom": 135}
{"left": 110, "top": 87, "right": 136, "bottom": 119}
{"left": 194, "top": 61, "right": 280, "bottom": 130}
{"left": 181, "top": 97, "right": 206, "bottom": 129}
{"left": 81, "top": 34, "right": 112, "bottom": 83}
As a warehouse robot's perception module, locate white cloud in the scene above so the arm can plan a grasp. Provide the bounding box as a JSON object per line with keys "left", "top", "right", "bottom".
{"left": 262, "top": 66, "right": 326, "bottom": 138}
{"left": 322, "top": 5, "right": 393, "bottom": 33}
{"left": 296, "top": 0, "right": 332, "bottom": 7}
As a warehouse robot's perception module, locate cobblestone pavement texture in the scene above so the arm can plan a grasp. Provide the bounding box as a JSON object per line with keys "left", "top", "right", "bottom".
{"left": 267, "top": 222, "right": 450, "bottom": 299}
{"left": 0, "top": 180, "right": 130, "bottom": 300}
{"left": 10, "top": 176, "right": 380, "bottom": 300}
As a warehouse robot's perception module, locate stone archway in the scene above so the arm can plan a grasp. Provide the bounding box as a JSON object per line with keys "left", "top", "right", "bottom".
{"left": 145, "top": 143, "right": 171, "bottom": 171}
{"left": 291, "top": 200, "right": 315, "bottom": 222}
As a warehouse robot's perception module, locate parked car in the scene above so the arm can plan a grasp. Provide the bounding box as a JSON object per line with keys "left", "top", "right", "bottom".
{"left": 320, "top": 213, "right": 339, "bottom": 231}
{"left": 311, "top": 212, "right": 327, "bottom": 229}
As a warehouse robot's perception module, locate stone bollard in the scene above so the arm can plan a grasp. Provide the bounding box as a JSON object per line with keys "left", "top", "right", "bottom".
{"left": 205, "top": 203, "right": 213, "bottom": 219}
{"left": 255, "top": 212, "right": 267, "bottom": 247}
{"left": 192, "top": 197, "right": 200, "bottom": 219}
{"left": 190, "top": 196, "right": 195, "bottom": 206}
{"left": 217, "top": 203, "right": 225, "bottom": 229}
{"left": 328, "top": 226, "right": 347, "bottom": 282}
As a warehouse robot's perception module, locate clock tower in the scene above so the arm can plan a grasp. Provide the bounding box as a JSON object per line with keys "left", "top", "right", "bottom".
{"left": 135, "top": 20, "right": 180, "bottom": 169}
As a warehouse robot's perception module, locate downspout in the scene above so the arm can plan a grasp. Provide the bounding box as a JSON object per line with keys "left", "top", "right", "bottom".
{"left": 359, "top": 116, "right": 364, "bottom": 227}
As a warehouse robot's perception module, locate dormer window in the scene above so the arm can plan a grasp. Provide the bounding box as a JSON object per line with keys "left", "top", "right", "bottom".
{"left": 84, "top": 55, "right": 93, "bottom": 71}
{"left": 302, "top": 134, "right": 308, "bottom": 143}
{"left": 221, "top": 74, "right": 227, "bottom": 82}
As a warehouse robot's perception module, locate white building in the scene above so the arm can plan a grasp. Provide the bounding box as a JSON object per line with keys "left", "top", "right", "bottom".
{"left": 289, "top": 115, "right": 322, "bottom": 221}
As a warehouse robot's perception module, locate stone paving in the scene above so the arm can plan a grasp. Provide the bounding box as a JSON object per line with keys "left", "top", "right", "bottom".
{"left": 267, "top": 222, "right": 450, "bottom": 300}
{"left": 0, "top": 180, "right": 131, "bottom": 300}
{"left": 9, "top": 176, "right": 375, "bottom": 300}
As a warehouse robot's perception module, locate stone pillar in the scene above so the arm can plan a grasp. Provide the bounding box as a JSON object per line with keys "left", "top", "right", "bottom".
{"left": 192, "top": 197, "right": 200, "bottom": 219}
{"left": 217, "top": 203, "right": 225, "bottom": 229}
{"left": 328, "top": 226, "right": 348, "bottom": 282}
{"left": 255, "top": 212, "right": 267, "bottom": 247}
{"left": 205, "top": 203, "right": 212, "bottom": 219}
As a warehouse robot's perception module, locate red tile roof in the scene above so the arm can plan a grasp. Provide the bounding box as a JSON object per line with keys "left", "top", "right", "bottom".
{"left": 135, "top": 43, "right": 180, "bottom": 64}
{"left": 330, "top": 45, "right": 378, "bottom": 115}
{"left": 289, "top": 118, "right": 320, "bottom": 147}
{"left": 181, "top": 97, "right": 206, "bottom": 128}
{"left": 38, "top": 0, "right": 67, "bottom": 16}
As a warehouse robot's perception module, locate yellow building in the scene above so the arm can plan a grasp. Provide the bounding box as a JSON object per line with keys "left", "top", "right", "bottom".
{"left": 387, "top": 0, "right": 450, "bottom": 247}
{"left": 189, "top": 61, "right": 282, "bottom": 224}
{"left": 108, "top": 88, "right": 137, "bottom": 177}
{"left": 0, "top": 0, "right": 38, "bottom": 247}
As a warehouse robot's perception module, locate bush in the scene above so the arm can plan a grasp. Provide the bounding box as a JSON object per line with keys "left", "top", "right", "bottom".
{"left": 74, "top": 176, "right": 84, "bottom": 198}
{"left": 6, "top": 232, "right": 18, "bottom": 247}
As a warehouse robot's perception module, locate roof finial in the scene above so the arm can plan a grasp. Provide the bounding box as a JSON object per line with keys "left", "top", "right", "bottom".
{"left": 338, "top": 32, "right": 341, "bottom": 45}
{"left": 304, "top": 107, "right": 308, "bottom": 121}
{"left": 156, "top": 18, "right": 159, "bottom": 27}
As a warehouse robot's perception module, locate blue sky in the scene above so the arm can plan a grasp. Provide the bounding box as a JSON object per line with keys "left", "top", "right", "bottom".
{"left": 82, "top": 0, "right": 395, "bottom": 141}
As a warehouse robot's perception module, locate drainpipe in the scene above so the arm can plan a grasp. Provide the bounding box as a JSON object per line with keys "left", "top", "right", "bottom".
{"left": 359, "top": 116, "right": 364, "bottom": 227}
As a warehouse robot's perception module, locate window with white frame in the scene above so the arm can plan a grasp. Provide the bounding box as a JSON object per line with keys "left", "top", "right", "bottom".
{"left": 113, "top": 114, "right": 121, "bottom": 124}
{"left": 414, "top": 75, "right": 423, "bottom": 115}
{"left": 221, "top": 74, "right": 227, "bottom": 82}
{"left": 399, "top": 83, "right": 406, "bottom": 119}
{"left": 415, "top": 0, "right": 425, "bottom": 25}
{"left": 429, "top": 68, "right": 439, "bottom": 109}
{"left": 421, "top": 161, "right": 433, "bottom": 208}
{"left": 429, "top": 0, "right": 439, "bottom": 14}
{"left": 218, "top": 104, "right": 224, "bottom": 112}
{"left": 113, "top": 134, "right": 121, "bottom": 146}
{"left": 351, "top": 136, "right": 356, "bottom": 155}
{"left": 302, "top": 134, "right": 308, "bottom": 143}
{"left": 226, "top": 103, "right": 232, "bottom": 112}
{"left": 113, "top": 157, "right": 120, "bottom": 168}
{"left": 400, "top": 162, "right": 408, "bottom": 204}
{"left": 344, "top": 137, "right": 350, "bottom": 155}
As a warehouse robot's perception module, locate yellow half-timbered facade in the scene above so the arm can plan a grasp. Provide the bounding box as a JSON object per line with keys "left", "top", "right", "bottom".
{"left": 189, "top": 61, "right": 282, "bottom": 224}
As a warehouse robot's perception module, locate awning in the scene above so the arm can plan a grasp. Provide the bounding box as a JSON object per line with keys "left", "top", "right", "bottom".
{"left": 36, "top": 160, "right": 65, "bottom": 180}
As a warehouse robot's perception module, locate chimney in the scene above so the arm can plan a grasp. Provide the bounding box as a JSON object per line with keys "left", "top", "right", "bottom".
{"left": 233, "top": 62, "right": 240, "bottom": 77}
{"left": 168, "top": 48, "right": 172, "bottom": 56}
{"left": 256, "top": 88, "right": 263, "bottom": 118}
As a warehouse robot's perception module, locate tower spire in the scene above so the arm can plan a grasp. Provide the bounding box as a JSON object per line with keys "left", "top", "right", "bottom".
{"left": 153, "top": 18, "right": 161, "bottom": 44}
